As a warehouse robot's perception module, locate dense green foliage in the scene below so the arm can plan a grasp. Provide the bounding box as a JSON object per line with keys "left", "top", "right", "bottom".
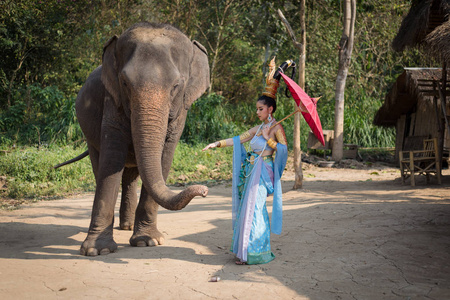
{"left": 0, "top": 0, "right": 436, "bottom": 149}
{"left": 0, "top": 1, "right": 439, "bottom": 201}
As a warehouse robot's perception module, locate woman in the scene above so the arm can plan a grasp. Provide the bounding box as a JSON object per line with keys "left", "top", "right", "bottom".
{"left": 203, "top": 58, "right": 290, "bottom": 265}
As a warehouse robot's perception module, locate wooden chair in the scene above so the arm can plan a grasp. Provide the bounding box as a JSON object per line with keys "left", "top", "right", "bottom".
{"left": 399, "top": 138, "right": 442, "bottom": 186}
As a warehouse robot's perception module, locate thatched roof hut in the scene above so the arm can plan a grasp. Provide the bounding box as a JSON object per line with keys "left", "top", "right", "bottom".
{"left": 425, "top": 20, "right": 450, "bottom": 65}
{"left": 374, "top": 68, "right": 449, "bottom": 127}
{"left": 376, "top": 0, "right": 450, "bottom": 166}
{"left": 392, "top": 0, "right": 450, "bottom": 65}
{"left": 374, "top": 68, "right": 450, "bottom": 162}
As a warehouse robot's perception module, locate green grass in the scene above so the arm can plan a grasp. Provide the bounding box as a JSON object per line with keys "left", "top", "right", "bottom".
{"left": 0, "top": 145, "right": 95, "bottom": 204}
{"left": 0, "top": 142, "right": 235, "bottom": 209}
{"left": 0, "top": 142, "right": 397, "bottom": 210}
{"left": 167, "top": 142, "right": 234, "bottom": 186}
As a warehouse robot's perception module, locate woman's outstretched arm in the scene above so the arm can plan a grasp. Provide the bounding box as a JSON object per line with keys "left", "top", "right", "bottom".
{"left": 202, "top": 126, "right": 258, "bottom": 151}
{"left": 202, "top": 137, "right": 234, "bottom": 151}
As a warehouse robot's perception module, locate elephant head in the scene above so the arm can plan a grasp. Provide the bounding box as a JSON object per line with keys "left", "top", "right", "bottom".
{"left": 101, "top": 22, "right": 210, "bottom": 210}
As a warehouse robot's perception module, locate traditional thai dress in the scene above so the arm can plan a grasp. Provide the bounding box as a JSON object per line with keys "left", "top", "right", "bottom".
{"left": 230, "top": 133, "right": 288, "bottom": 264}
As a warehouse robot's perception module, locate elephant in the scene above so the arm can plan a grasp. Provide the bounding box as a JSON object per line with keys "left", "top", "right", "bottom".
{"left": 72, "top": 22, "right": 210, "bottom": 256}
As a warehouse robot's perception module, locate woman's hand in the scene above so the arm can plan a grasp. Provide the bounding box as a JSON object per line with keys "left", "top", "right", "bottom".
{"left": 262, "top": 126, "right": 270, "bottom": 140}
{"left": 202, "top": 142, "right": 218, "bottom": 151}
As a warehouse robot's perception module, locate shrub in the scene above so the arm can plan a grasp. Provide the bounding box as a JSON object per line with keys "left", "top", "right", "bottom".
{"left": 0, "top": 145, "right": 94, "bottom": 200}
{"left": 0, "top": 84, "right": 83, "bottom": 146}
{"left": 182, "top": 93, "right": 241, "bottom": 144}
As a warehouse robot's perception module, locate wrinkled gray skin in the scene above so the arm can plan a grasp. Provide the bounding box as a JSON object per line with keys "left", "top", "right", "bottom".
{"left": 76, "top": 23, "right": 210, "bottom": 256}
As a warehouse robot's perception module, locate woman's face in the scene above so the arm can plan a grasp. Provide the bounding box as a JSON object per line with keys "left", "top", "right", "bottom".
{"left": 256, "top": 101, "right": 272, "bottom": 122}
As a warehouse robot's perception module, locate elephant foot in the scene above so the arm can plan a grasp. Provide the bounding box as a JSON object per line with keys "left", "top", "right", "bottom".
{"left": 80, "top": 234, "right": 118, "bottom": 256}
{"left": 129, "top": 228, "right": 165, "bottom": 247}
{"left": 119, "top": 211, "right": 136, "bottom": 231}
{"left": 119, "top": 221, "right": 134, "bottom": 231}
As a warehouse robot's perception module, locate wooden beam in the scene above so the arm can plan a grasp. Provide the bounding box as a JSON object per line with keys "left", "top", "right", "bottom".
{"left": 416, "top": 79, "right": 441, "bottom": 82}
{"left": 418, "top": 90, "right": 450, "bottom": 96}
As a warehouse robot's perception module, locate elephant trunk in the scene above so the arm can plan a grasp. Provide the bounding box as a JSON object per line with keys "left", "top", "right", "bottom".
{"left": 131, "top": 97, "right": 208, "bottom": 211}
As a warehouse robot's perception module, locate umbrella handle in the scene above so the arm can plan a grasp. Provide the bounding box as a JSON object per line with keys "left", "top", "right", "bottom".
{"left": 256, "top": 107, "right": 302, "bottom": 136}
{"left": 284, "top": 64, "right": 296, "bottom": 98}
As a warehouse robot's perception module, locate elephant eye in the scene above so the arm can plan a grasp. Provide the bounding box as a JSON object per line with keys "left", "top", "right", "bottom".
{"left": 119, "top": 70, "right": 132, "bottom": 92}
{"left": 171, "top": 79, "right": 183, "bottom": 98}
{"left": 170, "top": 84, "right": 177, "bottom": 97}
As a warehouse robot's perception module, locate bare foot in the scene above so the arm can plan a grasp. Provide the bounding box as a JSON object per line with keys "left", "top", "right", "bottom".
{"left": 235, "top": 260, "right": 247, "bottom": 265}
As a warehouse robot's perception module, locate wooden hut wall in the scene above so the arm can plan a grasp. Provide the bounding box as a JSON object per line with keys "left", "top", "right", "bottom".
{"left": 413, "top": 97, "right": 439, "bottom": 137}
{"left": 375, "top": 69, "right": 450, "bottom": 162}
{"left": 394, "top": 96, "right": 449, "bottom": 162}
{"left": 395, "top": 115, "right": 406, "bottom": 161}
{"left": 444, "top": 105, "right": 450, "bottom": 152}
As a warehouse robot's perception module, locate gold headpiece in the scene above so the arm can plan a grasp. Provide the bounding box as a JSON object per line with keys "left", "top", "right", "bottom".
{"left": 262, "top": 57, "right": 280, "bottom": 99}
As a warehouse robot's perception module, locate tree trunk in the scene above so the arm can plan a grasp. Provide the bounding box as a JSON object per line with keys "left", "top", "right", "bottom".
{"left": 293, "top": 0, "right": 306, "bottom": 189}
{"left": 7, "top": 40, "right": 29, "bottom": 107}
{"left": 208, "top": 30, "right": 221, "bottom": 94}
{"left": 277, "top": 7, "right": 306, "bottom": 189}
{"left": 332, "top": 0, "right": 356, "bottom": 162}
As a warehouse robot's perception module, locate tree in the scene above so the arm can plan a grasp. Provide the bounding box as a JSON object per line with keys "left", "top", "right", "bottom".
{"left": 195, "top": 0, "right": 250, "bottom": 94}
{"left": 0, "top": 0, "right": 425, "bottom": 147}
{"left": 332, "top": 0, "right": 356, "bottom": 162}
{"left": 0, "top": 0, "right": 97, "bottom": 108}
{"left": 277, "top": 2, "right": 306, "bottom": 189}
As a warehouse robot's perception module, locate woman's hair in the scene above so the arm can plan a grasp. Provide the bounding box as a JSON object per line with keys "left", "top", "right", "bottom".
{"left": 257, "top": 95, "right": 277, "bottom": 113}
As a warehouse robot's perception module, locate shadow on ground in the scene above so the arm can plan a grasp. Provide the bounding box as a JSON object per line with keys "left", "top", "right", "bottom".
{"left": 1, "top": 171, "right": 450, "bottom": 299}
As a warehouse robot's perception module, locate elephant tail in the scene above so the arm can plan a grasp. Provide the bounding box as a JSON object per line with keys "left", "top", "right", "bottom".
{"left": 53, "top": 150, "right": 89, "bottom": 169}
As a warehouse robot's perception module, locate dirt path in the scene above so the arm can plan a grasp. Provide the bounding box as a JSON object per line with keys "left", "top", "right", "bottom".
{"left": 1, "top": 164, "right": 450, "bottom": 299}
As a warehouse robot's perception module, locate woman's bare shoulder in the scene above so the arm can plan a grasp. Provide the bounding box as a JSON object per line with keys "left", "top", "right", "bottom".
{"left": 272, "top": 123, "right": 285, "bottom": 133}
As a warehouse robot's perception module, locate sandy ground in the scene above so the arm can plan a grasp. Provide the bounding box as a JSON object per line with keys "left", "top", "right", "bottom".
{"left": 1, "top": 163, "right": 450, "bottom": 300}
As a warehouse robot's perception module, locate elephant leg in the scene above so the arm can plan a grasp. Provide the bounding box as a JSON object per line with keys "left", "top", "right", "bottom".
{"left": 129, "top": 186, "right": 164, "bottom": 247}
{"left": 80, "top": 130, "right": 129, "bottom": 256}
{"left": 120, "top": 167, "right": 139, "bottom": 230}
{"left": 87, "top": 144, "right": 100, "bottom": 180}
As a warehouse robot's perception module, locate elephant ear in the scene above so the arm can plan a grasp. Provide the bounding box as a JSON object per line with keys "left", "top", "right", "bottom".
{"left": 101, "top": 35, "right": 121, "bottom": 107}
{"left": 184, "top": 40, "right": 210, "bottom": 110}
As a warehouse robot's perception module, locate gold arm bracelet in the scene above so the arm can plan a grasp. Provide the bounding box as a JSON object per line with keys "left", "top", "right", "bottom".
{"left": 240, "top": 131, "right": 251, "bottom": 141}
{"left": 275, "top": 129, "right": 287, "bottom": 145}
{"left": 217, "top": 140, "right": 227, "bottom": 148}
{"left": 267, "top": 138, "right": 277, "bottom": 149}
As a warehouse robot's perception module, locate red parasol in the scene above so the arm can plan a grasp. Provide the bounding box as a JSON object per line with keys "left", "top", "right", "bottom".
{"left": 280, "top": 72, "right": 325, "bottom": 146}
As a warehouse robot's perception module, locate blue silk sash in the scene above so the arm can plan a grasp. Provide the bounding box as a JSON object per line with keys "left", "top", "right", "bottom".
{"left": 231, "top": 135, "right": 287, "bottom": 235}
